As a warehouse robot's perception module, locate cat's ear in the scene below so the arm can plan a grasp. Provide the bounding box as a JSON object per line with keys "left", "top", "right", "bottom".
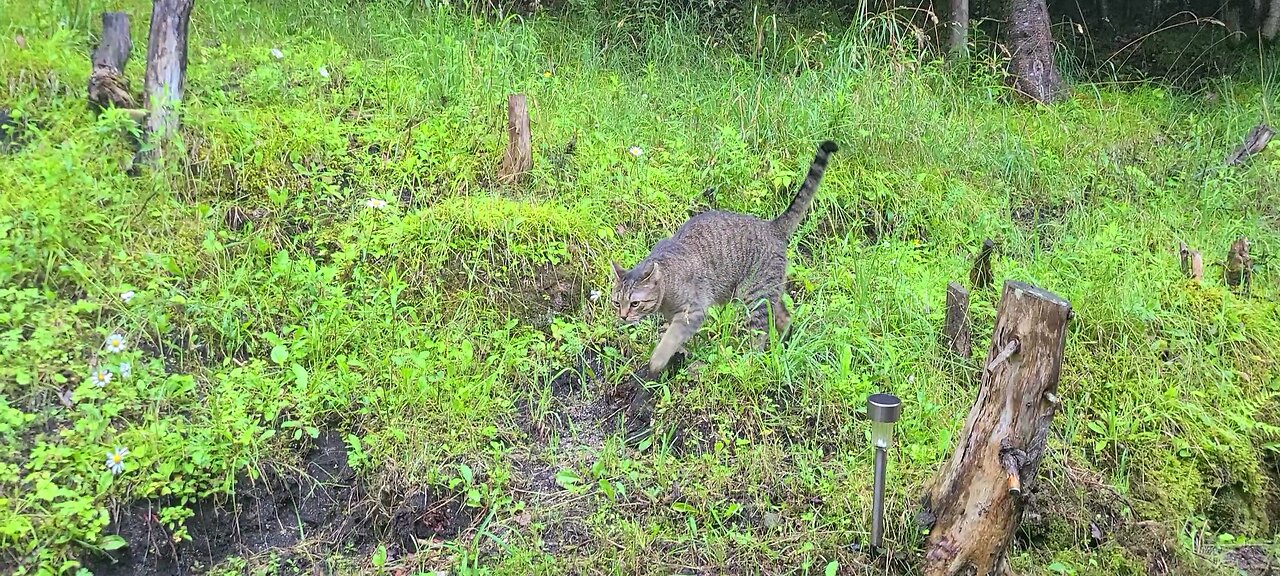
{"left": 611, "top": 261, "right": 627, "bottom": 281}
{"left": 636, "top": 262, "right": 661, "bottom": 285}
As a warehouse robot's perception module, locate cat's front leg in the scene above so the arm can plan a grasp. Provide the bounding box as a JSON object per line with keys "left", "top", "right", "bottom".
{"left": 648, "top": 309, "right": 705, "bottom": 375}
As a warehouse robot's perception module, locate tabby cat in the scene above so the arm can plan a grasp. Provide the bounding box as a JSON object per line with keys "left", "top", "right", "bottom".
{"left": 610, "top": 140, "right": 839, "bottom": 376}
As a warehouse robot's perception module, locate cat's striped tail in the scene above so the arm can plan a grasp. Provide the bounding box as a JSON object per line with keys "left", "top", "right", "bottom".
{"left": 772, "top": 140, "right": 838, "bottom": 238}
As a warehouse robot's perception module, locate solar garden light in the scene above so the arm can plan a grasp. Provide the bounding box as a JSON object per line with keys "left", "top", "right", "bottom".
{"left": 867, "top": 393, "right": 902, "bottom": 552}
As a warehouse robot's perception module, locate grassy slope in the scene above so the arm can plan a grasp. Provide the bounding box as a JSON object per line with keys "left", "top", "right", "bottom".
{"left": 2, "top": 0, "right": 1280, "bottom": 574}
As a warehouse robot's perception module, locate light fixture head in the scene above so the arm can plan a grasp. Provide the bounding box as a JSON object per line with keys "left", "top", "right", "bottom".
{"left": 868, "top": 393, "right": 902, "bottom": 449}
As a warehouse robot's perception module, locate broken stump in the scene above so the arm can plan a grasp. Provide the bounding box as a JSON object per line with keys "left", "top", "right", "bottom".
{"left": 919, "top": 280, "right": 1072, "bottom": 576}
{"left": 969, "top": 238, "right": 995, "bottom": 290}
{"left": 497, "top": 93, "right": 532, "bottom": 184}
{"left": 139, "top": 0, "right": 195, "bottom": 165}
{"left": 942, "top": 282, "right": 972, "bottom": 358}
{"left": 1179, "top": 242, "right": 1204, "bottom": 282}
{"left": 1225, "top": 236, "right": 1252, "bottom": 294}
{"left": 89, "top": 12, "right": 138, "bottom": 111}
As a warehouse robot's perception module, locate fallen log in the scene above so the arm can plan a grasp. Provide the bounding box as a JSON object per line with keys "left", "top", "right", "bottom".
{"left": 1224, "top": 124, "right": 1274, "bottom": 166}
{"left": 919, "top": 280, "right": 1072, "bottom": 576}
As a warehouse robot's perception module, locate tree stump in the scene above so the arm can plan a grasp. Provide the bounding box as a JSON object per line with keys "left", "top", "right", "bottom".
{"left": 1225, "top": 236, "right": 1252, "bottom": 295}
{"left": 942, "top": 282, "right": 972, "bottom": 358}
{"left": 497, "top": 93, "right": 532, "bottom": 184}
{"left": 969, "top": 238, "right": 995, "bottom": 291}
{"left": 1224, "top": 124, "right": 1274, "bottom": 166}
{"left": 919, "top": 281, "right": 1072, "bottom": 576}
{"left": 140, "top": 0, "right": 195, "bottom": 165}
{"left": 947, "top": 0, "right": 969, "bottom": 57}
{"left": 1005, "top": 0, "right": 1067, "bottom": 104}
{"left": 89, "top": 12, "right": 138, "bottom": 111}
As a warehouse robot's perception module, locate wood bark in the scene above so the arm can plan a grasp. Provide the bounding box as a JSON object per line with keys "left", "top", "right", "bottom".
{"left": 498, "top": 93, "right": 533, "bottom": 184}
{"left": 1225, "top": 236, "right": 1252, "bottom": 294}
{"left": 89, "top": 12, "right": 138, "bottom": 111}
{"left": 1179, "top": 242, "right": 1204, "bottom": 282}
{"left": 1264, "top": 0, "right": 1280, "bottom": 40}
{"left": 1224, "top": 124, "right": 1274, "bottom": 166}
{"left": 920, "top": 281, "right": 1072, "bottom": 576}
{"left": 140, "top": 0, "right": 195, "bottom": 165}
{"left": 1005, "top": 0, "right": 1067, "bottom": 104}
{"left": 948, "top": 0, "right": 969, "bottom": 57}
{"left": 943, "top": 282, "right": 972, "bottom": 357}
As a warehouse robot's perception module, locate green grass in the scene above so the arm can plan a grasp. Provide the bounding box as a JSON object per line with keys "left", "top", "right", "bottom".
{"left": 2, "top": 1, "right": 1280, "bottom": 574}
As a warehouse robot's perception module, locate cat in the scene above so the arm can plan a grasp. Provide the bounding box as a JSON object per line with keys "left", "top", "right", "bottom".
{"left": 610, "top": 140, "right": 839, "bottom": 376}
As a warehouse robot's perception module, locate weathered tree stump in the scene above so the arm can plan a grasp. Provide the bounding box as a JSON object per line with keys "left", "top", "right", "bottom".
{"left": 947, "top": 0, "right": 969, "bottom": 57}
{"left": 942, "top": 282, "right": 972, "bottom": 357}
{"left": 1224, "top": 124, "right": 1274, "bottom": 166}
{"left": 89, "top": 12, "right": 138, "bottom": 111}
{"left": 1005, "top": 0, "right": 1067, "bottom": 104}
{"left": 497, "top": 93, "right": 532, "bottom": 184}
{"left": 1225, "top": 236, "right": 1252, "bottom": 294}
{"left": 969, "top": 238, "right": 995, "bottom": 290}
{"left": 1179, "top": 242, "right": 1204, "bottom": 282}
{"left": 140, "top": 0, "right": 195, "bottom": 165}
{"left": 919, "top": 281, "right": 1072, "bottom": 576}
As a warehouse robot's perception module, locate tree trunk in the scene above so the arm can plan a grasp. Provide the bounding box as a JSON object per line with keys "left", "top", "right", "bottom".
{"left": 1263, "top": 0, "right": 1280, "bottom": 40}
{"left": 89, "top": 12, "right": 138, "bottom": 111}
{"left": 942, "top": 282, "right": 972, "bottom": 358}
{"left": 920, "top": 281, "right": 1072, "bottom": 576}
{"left": 948, "top": 0, "right": 969, "bottom": 57}
{"left": 1005, "top": 0, "right": 1067, "bottom": 104}
{"left": 497, "top": 93, "right": 533, "bottom": 185}
{"left": 140, "top": 0, "right": 195, "bottom": 165}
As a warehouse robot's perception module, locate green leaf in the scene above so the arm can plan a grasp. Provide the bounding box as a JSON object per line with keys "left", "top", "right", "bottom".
{"left": 99, "top": 534, "right": 128, "bottom": 551}
{"left": 670, "top": 502, "right": 696, "bottom": 514}
{"left": 554, "top": 468, "right": 581, "bottom": 490}
{"left": 1047, "top": 562, "right": 1071, "bottom": 574}
{"left": 459, "top": 463, "right": 474, "bottom": 485}
{"left": 291, "top": 364, "right": 309, "bottom": 386}
{"left": 270, "top": 345, "right": 288, "bottom": 364}
{"left": 371, "top": 544, "right": 387, "bottom": 567}
{"left": 824, "top": 560, "right": 838, "bottom": 576}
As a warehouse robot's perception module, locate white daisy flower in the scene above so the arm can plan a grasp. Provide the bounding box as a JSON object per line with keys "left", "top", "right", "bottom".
{"left": 90, "top": 369, "right": 112, "bottom": 388}
{"left": 106, "top": 447, "right": 129, "bottom": 475}
{"left": 121, "top": 290, "right": 135, "bottom": 303}
{"left": 590, "top": 289, "right": 602, "bottom": 302}
{"left": 105, "top": 333, "right": 127, "bottom": 353}
{"left": 119, "top": 362, "right": 132, "bottom": 379}
{"left": 364, "top": 198, "right": 388, "bottom": 209}
{"left": 270, "top": 48, "right": 284, "bottom": 59}
{"left": 318, "top": 66, "right": 330, "bottom": 79}
{"left": 628, "top": 146, "right": 643, "bottom": 157}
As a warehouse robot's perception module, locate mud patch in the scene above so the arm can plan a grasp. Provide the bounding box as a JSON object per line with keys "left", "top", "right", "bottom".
{"left": 1222, "top": 545, "right": 1277, "bottom": 576}
{"left": 82, "top": 431, "right": 475, "bottom": 575}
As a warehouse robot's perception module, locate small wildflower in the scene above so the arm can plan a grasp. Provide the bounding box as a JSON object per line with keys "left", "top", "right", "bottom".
{"left": 105, "top": 333, "right": 127, "bottom": 353}
{"left": 121, "top": 290, "right": 135, "bottom": 303}
{"left": 105, "top": 447, "right": 129, "bottom": 475}
{"left": 270, "top": 47, "right": 284, "bottom": 59}
{"left": 590, "top": 289, "right": 602, "bottom": 302}
{"left": 363, "top": 198, "right": 388, "bottom": 209}
{"left": 628, "top": 146, "right": 643, "bottom": 157}
{"left": 542, "top": 70, "right": 553, "bottom": 78}
{"left": 119, "top": 362, "right": 132, "bottom": 379}
{"left": 90, "top": 369, "right": 112, "bottom": 388}
{"left": 318, "top": 66, "right": 330, "bottom": 79}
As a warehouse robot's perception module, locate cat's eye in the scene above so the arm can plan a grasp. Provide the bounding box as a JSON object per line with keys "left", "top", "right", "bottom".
{"left": 630, "top": 300, "right": 640, "bottom": 308}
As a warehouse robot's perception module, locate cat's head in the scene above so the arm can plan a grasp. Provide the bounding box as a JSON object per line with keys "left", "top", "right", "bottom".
{"left": 610, "top": 261, "right": 663, "bottom": 324}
